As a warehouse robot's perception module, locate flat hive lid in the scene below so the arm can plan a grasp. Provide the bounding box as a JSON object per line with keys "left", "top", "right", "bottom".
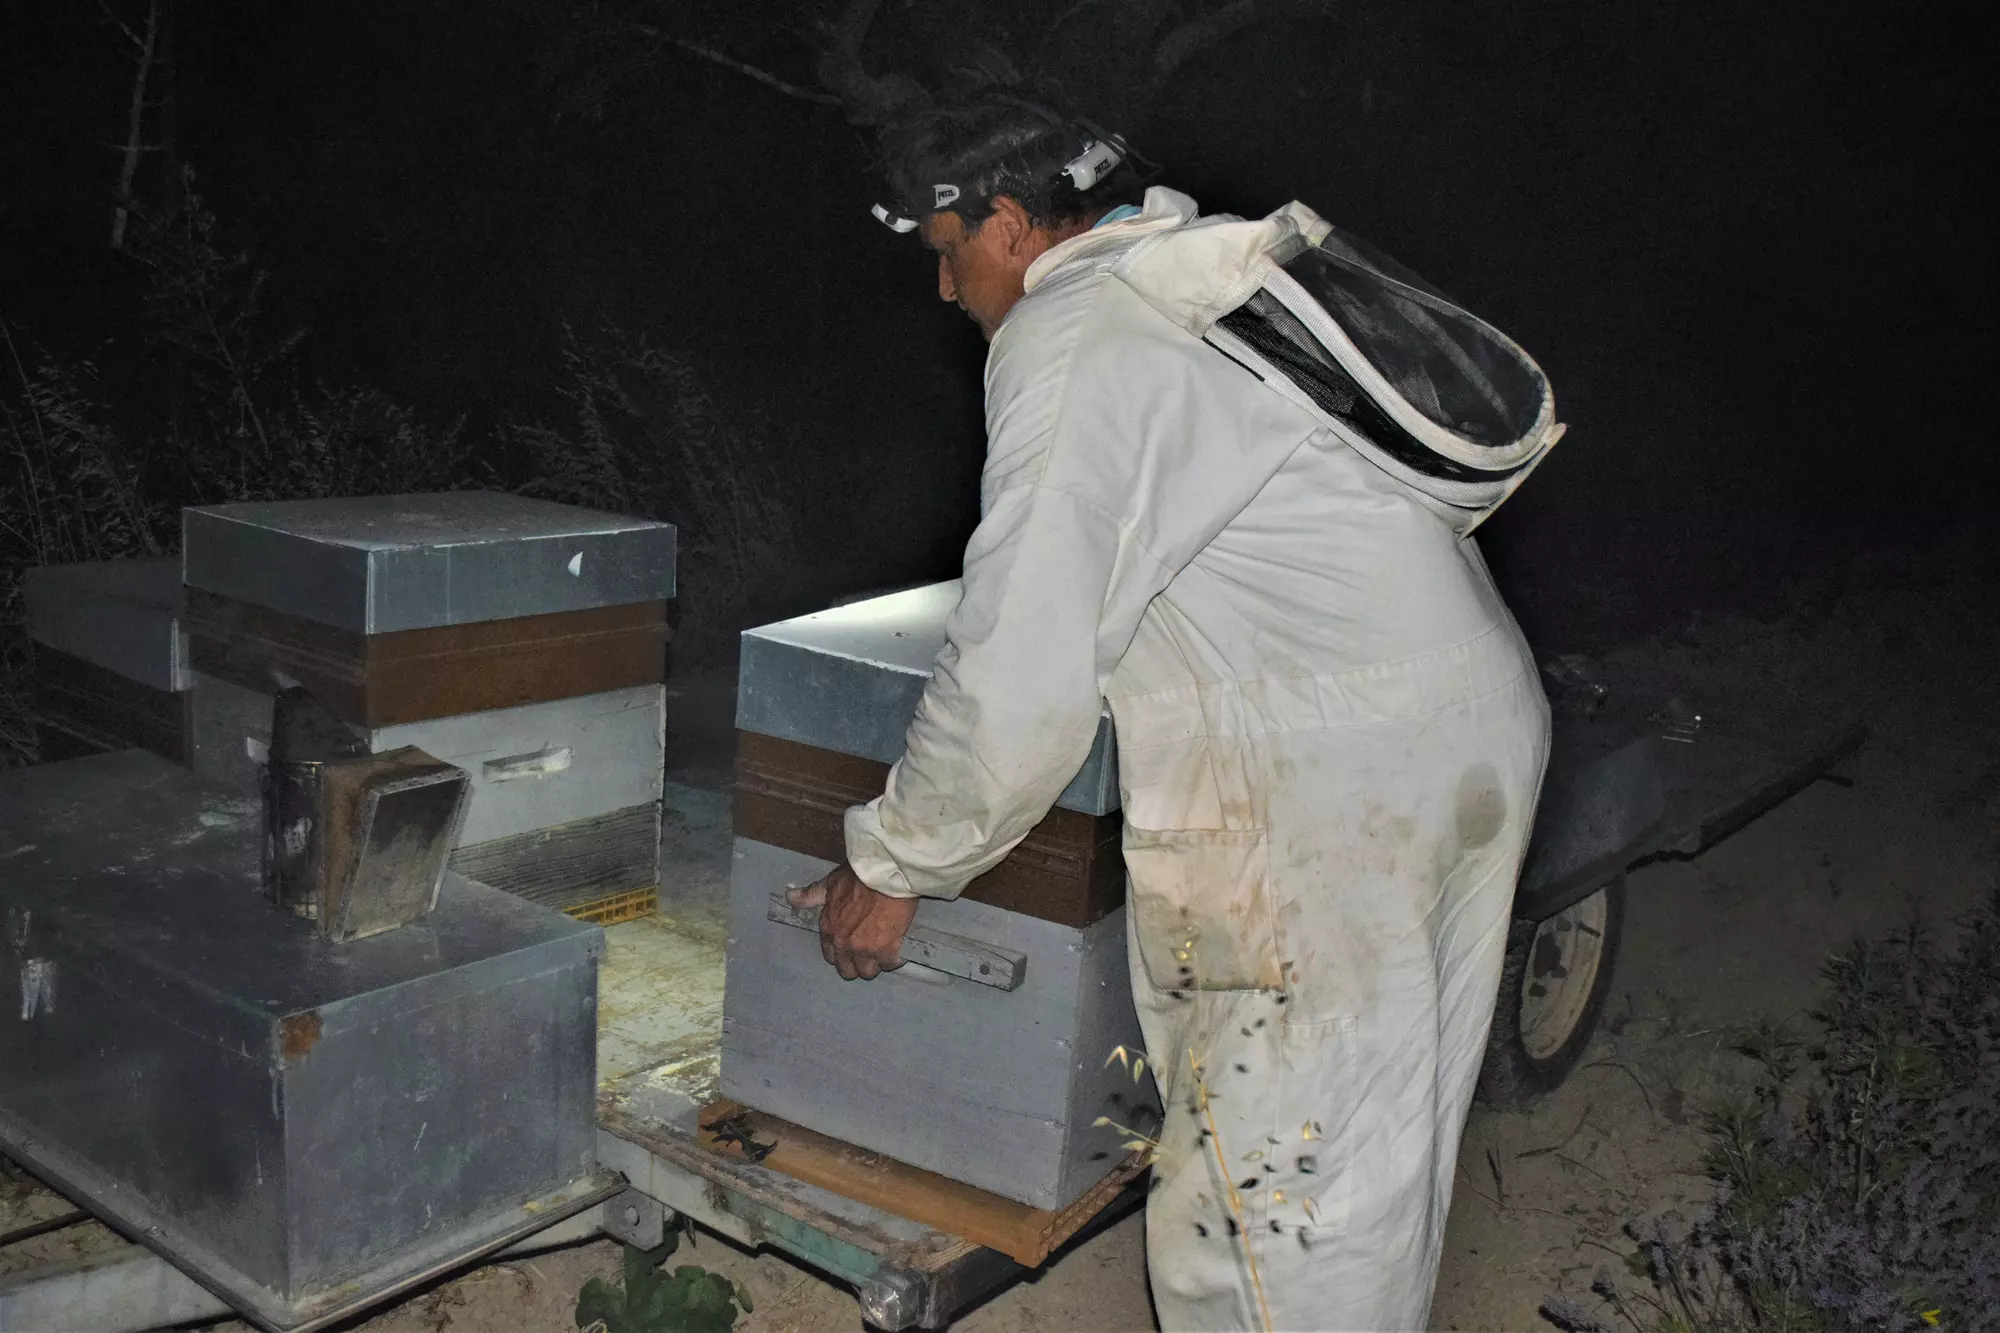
{"left": 22, "top": 556, "right": 189, "bottom": 692}
{"left": 0, "top": 750, "right": 601, "bottom": 1049}
{"left": 183, "top": 491, "right": 677, "bottom": 634}
{"left": 737, "top": 582, "right": 1119, "bottom": 815}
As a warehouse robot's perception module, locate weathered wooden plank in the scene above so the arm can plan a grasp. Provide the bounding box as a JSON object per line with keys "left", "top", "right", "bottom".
{"left": 733, "top": 731, "right": 1126, "bottom": 929}
{"left": 185, "top": 588, "right": 668, "bottom": 728}
{"left": 30, "top": 646, "right": 190, "bottom": 765}
{"left": 695, "top": 1100, "right": 1146, "bottom": 1268}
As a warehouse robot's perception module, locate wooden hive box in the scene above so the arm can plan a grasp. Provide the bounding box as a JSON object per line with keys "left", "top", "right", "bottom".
{"left": 181, "top": 492, "right": 676, "bottom": 924}
{"left": 721, "top": 583, "right": 1152, "bottom": 1211}
{"left": 23, "top": 557, "right": 193, "bottom": 765}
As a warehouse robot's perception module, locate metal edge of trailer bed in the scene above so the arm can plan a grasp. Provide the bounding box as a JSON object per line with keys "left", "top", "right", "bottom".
{"left": 0, "top": 1142, "right": 620, "bottom": 1333}
{"left": 0, "top": 1182, "right": 620, "bottom": 1333}
{"left": 1513, "top": 718, "right": 1868, "bottom": 926}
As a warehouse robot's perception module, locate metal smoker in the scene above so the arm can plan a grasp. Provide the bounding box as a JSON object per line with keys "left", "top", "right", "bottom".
{"left": 263, "top": 684, "right": 472, "bottom": 942}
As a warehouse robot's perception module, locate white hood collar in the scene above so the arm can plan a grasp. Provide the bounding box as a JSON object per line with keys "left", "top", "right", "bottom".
{"left": 1022, "top": 186, "right": 1199, "bottom": 293}
{"left": 1021, "top": 188, "right": 1334, "bottom": 340}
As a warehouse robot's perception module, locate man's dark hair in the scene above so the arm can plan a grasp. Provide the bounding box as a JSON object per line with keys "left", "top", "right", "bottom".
{"left": 878, "top": 96, "right": 1147, "bottom": 232}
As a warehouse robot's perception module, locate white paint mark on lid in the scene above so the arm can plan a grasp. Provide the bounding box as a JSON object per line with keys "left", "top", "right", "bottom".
{"left": 567, "top": 551, "right": 583, "bottom": 577}
{"left": 20, "top": 959, "right": 55, "bottom": 1019}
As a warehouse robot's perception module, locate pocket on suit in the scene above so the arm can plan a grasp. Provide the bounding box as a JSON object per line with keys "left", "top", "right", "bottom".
{"left": 1125, "top": 824, "right": 1284, "bottom": 992}
{"left": 1266, "top": 1015, "right": 1358, "bottom": 1239}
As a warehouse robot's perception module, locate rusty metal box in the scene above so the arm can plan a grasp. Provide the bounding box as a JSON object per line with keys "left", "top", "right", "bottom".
{"left": 0, "top": 750, "right": 604, "bottom": 1328}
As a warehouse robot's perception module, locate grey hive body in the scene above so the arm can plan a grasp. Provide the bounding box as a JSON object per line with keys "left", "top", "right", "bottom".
{"left": 0, "top": 751, "right": 602, "bottom": 1325}
{"left": 722, "top": 840, "right": 1142, "bottom": 1210}
{"left": 182, "top": 490, "right": 677, "bottom": 634}
{"left": 191, "top": 673, "right": 666, "bottom": 912}
{"left": 22, "top": 556, "right": 190, "bottom": 692}
{"left": 723, "top": 584, "right": 1149, "bottom": 1210}
{"left": 180, "top": 491, "right": 674, "bottom": 919}
{"left": 736, "top": 581, "right": 1118, "bottom": 815}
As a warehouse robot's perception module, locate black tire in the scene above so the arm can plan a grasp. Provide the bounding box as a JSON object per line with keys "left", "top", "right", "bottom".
{"left": 1477, "top": 876, "right": 1626, "bottom": 1110}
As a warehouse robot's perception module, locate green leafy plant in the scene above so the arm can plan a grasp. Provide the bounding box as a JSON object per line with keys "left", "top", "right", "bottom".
{"left": 575, "top": 1230, "right": 753, "bottom": 1333}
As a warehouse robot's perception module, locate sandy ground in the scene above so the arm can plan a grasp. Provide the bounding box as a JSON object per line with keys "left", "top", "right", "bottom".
{"left": 6, "top": 534, "right": 1996, "bottom": 1333}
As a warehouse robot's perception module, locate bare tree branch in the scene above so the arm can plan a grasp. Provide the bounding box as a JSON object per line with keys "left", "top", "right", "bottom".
{"left": 93, "top": 0, "right": 145, "bottom": 51}
{"left": 1151, "top": 0, "right": 1340, "bottom": 88}
{"left": 632, "top": 24, "right": 843, "bottom": 105}
{"left": 827, "top": 0, "right": 883, "bottom": 67}
{"left": 107, "top": 0, "right": 160, "bottom": 250}
{"left": 813, "top": 0, "right": 925, "bottom": 122}
{"left": 1152, "top": 0, "right": 1259, "bottom": 81}
{"left": 1049, "top": 0, "right": 1122, "bottom": 34}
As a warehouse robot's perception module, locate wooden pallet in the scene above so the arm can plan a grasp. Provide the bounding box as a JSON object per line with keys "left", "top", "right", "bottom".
{"left": 696, "top": 1100, "right": 1147, "bottom": 1268}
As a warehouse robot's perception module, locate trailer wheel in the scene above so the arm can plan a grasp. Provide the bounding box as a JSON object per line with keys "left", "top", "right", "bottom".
{"left": 1478, "top": 877, "right": 1625, "bottom": 1109}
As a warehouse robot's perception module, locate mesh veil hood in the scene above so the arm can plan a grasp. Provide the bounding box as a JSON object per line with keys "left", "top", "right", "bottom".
{"left": 1108, "top": 193, "right": 1564, "bottom": 533}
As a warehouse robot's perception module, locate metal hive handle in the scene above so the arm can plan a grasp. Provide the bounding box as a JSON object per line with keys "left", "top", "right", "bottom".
{"left": 765, "top": 893, "right": 1027, "bottom": 991}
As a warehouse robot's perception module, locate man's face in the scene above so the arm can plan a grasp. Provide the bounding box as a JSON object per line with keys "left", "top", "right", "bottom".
{"left": 919, "top": 205, "right": 1034, "bottom": 342}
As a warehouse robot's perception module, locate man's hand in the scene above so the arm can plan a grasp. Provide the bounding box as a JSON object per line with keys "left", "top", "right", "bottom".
{"left": 786, "top": 864, "right": 921, "bottom": 981}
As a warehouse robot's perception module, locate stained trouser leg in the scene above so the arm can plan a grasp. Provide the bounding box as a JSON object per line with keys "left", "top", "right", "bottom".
{"left": 1132, "top": 682, "right": 1546, "bottom": 1333}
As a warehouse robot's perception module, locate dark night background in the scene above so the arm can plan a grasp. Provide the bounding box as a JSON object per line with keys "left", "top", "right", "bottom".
{"left": 4, "top": 5, "right": 2000, "bottom": 1321}
{"left": 3, "top": 0, "right": 1995, "bottom": 662}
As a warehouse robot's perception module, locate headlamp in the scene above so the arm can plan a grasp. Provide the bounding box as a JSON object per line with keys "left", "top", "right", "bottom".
{"left": 870, "top": 204, "right": 919, "bottom": 234}
{"left": 870, "top": 128, "right": 1135, "bottom": 235}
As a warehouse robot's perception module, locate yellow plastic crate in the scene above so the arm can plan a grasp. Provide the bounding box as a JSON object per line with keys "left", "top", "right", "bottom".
{"left": 566, "top": 884, "right": 659, "bottom": 926}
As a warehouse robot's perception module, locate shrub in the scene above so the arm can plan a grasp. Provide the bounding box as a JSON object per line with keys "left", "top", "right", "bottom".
{"left": 0, "top": 176, "right": 482, "bottom": 768}
{"left": 504, "top": 322, "right": 802, "bottom": 662}
{"left": 0, "top": 337, "right": 172, "bottom": 766}
{"left": 1545, "top": 895, "right": 2000, "bottom": 1333}
{"left": 0, "top": 167, "right": 804, "bottom": 766}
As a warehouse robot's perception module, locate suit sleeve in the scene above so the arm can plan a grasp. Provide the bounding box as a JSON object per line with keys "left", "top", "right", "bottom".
{"left": 843, "top": 473, "right": 1170, "bottom": 899}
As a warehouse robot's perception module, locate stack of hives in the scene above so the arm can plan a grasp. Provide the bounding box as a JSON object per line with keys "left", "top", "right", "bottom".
{"left": 23, "top": 491, "right": 677, "bottom": 925}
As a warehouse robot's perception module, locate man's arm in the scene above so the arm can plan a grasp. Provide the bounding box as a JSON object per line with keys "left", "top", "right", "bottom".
{"left": 845, "top": 479, "right": 1168, "bottom": 900}
{"left": 806, "top": 293, "right": 1317, "bottom": 979}
{"left": 795, "top": 478, "right": 1164, "bottom": 981}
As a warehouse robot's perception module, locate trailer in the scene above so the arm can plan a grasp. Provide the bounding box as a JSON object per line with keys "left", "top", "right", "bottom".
{"left": 0, "top": 651, "right": 1862, "bottom": 1333}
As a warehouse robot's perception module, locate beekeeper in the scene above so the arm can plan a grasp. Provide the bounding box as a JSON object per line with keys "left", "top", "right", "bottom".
{"left": 790, "top": 97, "right": 1553, "bottom": 1332}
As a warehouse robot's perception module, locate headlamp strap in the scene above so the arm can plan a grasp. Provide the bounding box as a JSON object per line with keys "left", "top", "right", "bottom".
{"left": 872, "top": 119, "right": 1148, "bottom": 233}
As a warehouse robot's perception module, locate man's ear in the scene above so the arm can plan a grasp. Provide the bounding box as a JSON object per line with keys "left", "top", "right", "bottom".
{"left": 987, "top": 196, "right": 1036, "bottom": 255}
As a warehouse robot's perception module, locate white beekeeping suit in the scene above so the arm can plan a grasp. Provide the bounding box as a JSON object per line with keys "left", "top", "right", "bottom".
{"left": 846, "top": 186, "right": 1549, "bottom": 1332}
